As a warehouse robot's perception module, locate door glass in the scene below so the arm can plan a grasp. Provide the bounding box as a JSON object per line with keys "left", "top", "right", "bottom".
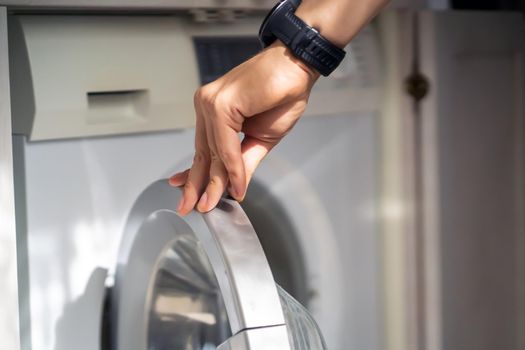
{"left": 147, "top": 234, "right": 231, "bottom": 349}
{"left": 277, "top": 284, "right": 327, "bottom": 350}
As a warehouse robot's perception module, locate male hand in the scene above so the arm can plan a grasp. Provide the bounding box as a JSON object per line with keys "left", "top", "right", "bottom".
{"left": 169, "top": 41, "right": 319, "bottom": 215}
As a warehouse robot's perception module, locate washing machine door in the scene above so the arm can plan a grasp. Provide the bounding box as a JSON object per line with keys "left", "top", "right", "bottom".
{"left": 112, "top": 180, "right": 326, "bottom": 350}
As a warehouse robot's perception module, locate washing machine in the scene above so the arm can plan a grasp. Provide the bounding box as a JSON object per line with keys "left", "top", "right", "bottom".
{"left": 9, "top": 9, "right": 383, "bottom": 350}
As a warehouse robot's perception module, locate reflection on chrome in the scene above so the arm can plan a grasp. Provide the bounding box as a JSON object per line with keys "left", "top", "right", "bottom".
{"left": 154, "top": 294, "right": 217, "bottom": 325}
{"left": 147, "top": 236, "right": 230, "bottom": 349}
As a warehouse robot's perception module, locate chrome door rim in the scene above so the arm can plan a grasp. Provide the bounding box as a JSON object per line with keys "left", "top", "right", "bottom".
{"left": 112, "top": 180, "right": 289, "bottom": 349}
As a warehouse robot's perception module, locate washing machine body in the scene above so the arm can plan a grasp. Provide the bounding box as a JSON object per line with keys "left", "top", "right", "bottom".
{"left": 11, "top": 11, "right": 384, "bottom": 350}
{"left": 14, "top": 114, "right": 381, "bottom": 350}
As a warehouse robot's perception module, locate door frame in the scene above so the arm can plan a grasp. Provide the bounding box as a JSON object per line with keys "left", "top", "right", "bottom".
{"left": 0, "top": 6, "right": 22, "bottom": 350}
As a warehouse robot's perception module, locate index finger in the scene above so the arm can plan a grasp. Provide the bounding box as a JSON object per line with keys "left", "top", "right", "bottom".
{"left": 211, "top": 112, "right": 246, "bottom": 201}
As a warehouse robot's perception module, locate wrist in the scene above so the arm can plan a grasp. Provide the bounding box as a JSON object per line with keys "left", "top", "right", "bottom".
{"left": 259, "top": 0, "right": 347, "bottom": 77}
{"left": 295, "top": 0, "right": 390, "bottom": 48}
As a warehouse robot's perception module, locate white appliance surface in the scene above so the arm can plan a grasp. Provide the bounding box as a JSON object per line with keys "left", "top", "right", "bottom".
{"left": 8, "top": 6, "right": 525, "bottom": 350}
{"left": 15, "top": 112, "right": 381, "bottom": 350}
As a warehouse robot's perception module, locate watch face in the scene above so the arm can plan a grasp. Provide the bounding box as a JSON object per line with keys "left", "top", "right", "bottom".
{"left": 258, "top": 0, "right": 287, "bottom": 47}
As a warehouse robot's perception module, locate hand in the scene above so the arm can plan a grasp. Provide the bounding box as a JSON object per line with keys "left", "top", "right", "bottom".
{"left": 169, "top": 41, "right": 319, "bottom": 215}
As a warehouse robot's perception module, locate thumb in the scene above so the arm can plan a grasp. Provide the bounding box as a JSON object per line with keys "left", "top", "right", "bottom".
{"left": 241, "top": 136, "right": 278, "bottom": 191}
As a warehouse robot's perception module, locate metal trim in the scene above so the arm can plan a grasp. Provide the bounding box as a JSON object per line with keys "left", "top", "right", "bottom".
{"left": 217, "top": 325, "right": 290, "bottom": 350}
{"left": 0, "top": 6, "right": 21, "bottom": 350}
{"left": 113, "top": 180, "right": 287, "bottom": 348}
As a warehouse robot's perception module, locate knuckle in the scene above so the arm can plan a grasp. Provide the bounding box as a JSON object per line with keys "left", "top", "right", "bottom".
{"left": 193, "top": 149, "right": 209, "bottom": 164}
{"left": 210, "top": 150, "right": 220, "bottom": 162}
{"left": 209, "top": 174, "right": 225, "bottom": 188}
{"left": 193, "top": 87, "right": 202, "bottom": 99}
{"left": 212, "top": 93, "right": 226, "bottom": 108}
{"left": 218, "top": 148, "right": 235, "bottom": 164}
{"left": 208, "top": 90, "right": 232, "bottom": 115}
{"left": 195, "top": 85, "right": 214, "bottom": 107}
{"left": 193, "top": 87, "right": 204, "bottom": 106}
{"left": 227, "top": 168, "right": 241, "bottom": 180}
{"left": 212, "top": 95, "right": 231, "bottom": 116}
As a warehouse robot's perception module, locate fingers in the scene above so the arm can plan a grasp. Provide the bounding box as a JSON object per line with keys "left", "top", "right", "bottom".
{"left": 178, "top": 149, "right": 210, "bottom": 215}
{"left": 212, "top": 113, "right": 246, "bottom": 201}
{"left": 197, "top": 154, "right": 229, "bottom": 212}
{"left": 196, "top": 107, "right": 230, "bottom": 213}
{"left": 170, "top": 86, "right": 232, "bottom": 215}
{"left": 177, "top": 104, "right": 211, "bottom": 216}
{"left": 170, "top": 136, "right": 275, "bottom": 214}
{"left": 168, "top": 169, "right": 189, "bottom": 187}
{"left": 195, "top": 133, "right": 274, "bottom": 213}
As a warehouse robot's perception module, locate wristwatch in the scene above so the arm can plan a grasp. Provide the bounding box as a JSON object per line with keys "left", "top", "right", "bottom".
{"left": 259, "top": 0, "right": 346, "bottom": 76}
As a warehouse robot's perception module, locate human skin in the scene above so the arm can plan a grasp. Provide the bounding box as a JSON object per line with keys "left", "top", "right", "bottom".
{"left": 169, "top": 0, "right": 389, "bottom": 215}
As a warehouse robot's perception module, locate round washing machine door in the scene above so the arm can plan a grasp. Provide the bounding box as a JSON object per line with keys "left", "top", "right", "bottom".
{"left": 111, "top": 180, "right": 326, "bottom": 350}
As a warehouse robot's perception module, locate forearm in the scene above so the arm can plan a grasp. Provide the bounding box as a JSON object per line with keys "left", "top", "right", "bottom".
{"left": 295, "top": 0, "right": 389, "bottom": 48}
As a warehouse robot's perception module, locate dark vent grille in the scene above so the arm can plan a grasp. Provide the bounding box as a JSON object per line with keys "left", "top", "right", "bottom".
{"left": 194, "top": 37, "right": 261, "bottom": 85}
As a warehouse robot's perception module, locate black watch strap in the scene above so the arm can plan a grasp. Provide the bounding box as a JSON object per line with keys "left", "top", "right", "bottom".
{"left": 261, "top": 1, "right": 346, "bottom": 76}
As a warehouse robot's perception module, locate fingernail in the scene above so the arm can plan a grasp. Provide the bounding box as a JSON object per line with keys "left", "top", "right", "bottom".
{"left": 169, "top": 176, "right": 179, "bottom": 186}
{"left": 227, "top": 185, "right": 236, "bottom": 199}
{"left": 234, "top": 186, "right": 245, "bottom": 201}
{"left": 176, "top": 196, "right": 185, "bottom": 213}
{"left": 227, "top": 185, "right": 240, "bottom": 200}
{"left": 197, "top": 192, "right": 208, "bottom": 212}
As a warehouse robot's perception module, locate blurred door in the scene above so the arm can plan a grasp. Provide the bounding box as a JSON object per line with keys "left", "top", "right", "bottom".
{"left": 416, "top": 10, "right": 525, "bottom": 350}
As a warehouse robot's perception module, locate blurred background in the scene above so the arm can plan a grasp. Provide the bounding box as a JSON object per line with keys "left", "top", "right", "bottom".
{"left": 0, "top": 1, "right": 524, "bottom": 350}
